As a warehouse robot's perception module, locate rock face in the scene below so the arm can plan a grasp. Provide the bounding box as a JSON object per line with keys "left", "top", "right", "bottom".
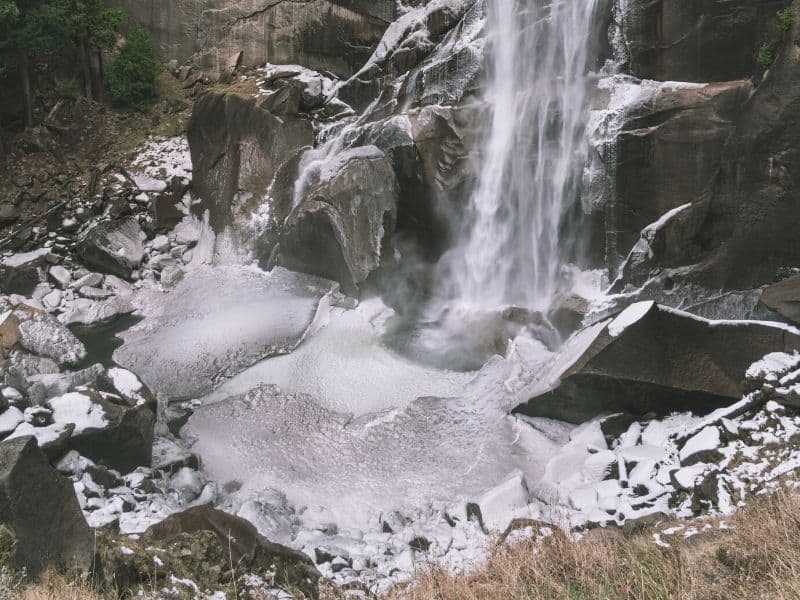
{"left": 0, "top": 436, "right": 93, "bottom": 577}
{"left": 515, "top": 301, "right": 800, "bottom": 423}
{"left": 187, "top": 92, "right": 314, "bottom": 231}
{"left": 111, "top": 0, "right": 396, "bottom": 78}
{"left": 76, "top": 217, "right": 145, "bottom": 279}
{"left": 270, "top": 146, "right": 398, "bottom": 293}
{"left": 619, "top": 0, "right": 791, "bottom": 82}
{"left": 610, "top": 80, "right": 751, "bottom": 258}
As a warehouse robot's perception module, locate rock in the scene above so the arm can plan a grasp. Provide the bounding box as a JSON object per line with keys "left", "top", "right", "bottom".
{"left": 58, "top": 296, "right": 134, "bottom": 326}
{"left": 760, "top": 275, "right": 800, "bottom": 325}
{"left": 515, "top": 301, "right": 800, "bottom": 422}
{"left": 619, "top": 0, "right": 791, "bottom": 82}
{"left": 76, "top": 217, "right": 145, "bottom": 279}
{"left": 2, "top": 305, "right": 86, "bottom": 367}
{"left": 143, "top": 505, "right": 320, "bottom": 597}
{"left": 26, "top": 363, "right": 104, "bottom": 404}
{"left": 271, "top": 146, "right": 398, "bottom": 294}
{"left": 151, "top": 176, "right": 188, "bottom": 230}
{"left": 47, "top": 265, "right": 72, "bottom": 288}
{"left": 50, "top": 389, "right": 156, "bottom": 473}
{"left": 679, "top": 427, "right": 723, "bottom": 466}
{"left": 614, "top": 11, "right": 800, "bottom": 292}
{"left": 187, "top": 92, "right": 314, "bottom": 231}
{"left": 0, "top": 248, "right": 54, "bottom": 295}
{"left": 0, "top": 436, "right": 93, "bottom": 577}
{"left": 0, "top": 203, "right": 21, "bottom": 224}
{"left": 113, "top": 0, "right": 395, "bottom": 80}
{"left": 609, "top": 80, "right": 751, "bottom": 267}
{"left": 474, "top": 473, "right": 531, "bottom": 532}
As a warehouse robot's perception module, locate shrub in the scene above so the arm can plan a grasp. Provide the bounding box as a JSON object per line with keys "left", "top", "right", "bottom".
{"left": 778, "top": 6, "right": 794, "bottom": 33}
{"left": 54, "top": 78, "right": 79, "bottom": 100}
{"left": 106, "top": 23, "right": 161, "bottom": 111}
{"left": 758, "top": 7, "right": 794, "bottom": 69}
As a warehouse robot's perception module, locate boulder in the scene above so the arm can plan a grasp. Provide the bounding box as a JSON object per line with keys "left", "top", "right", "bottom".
{"left": 187, "top": 92, "right": 314, "bottom": 231}
{"left": 515, "top": 301, "right": 800, "bottom": 423}
{"left": 760, "top": 274, "right": 800, "bottom": 324}
{"left": 270, "top": 146, "right": 398, "bottom": 294}
{"left": 0, "top": 436, "right": 93, "bottom": 577}
{"left": 620, "top": 0, "right": 791, "bottom": 82}
{"left": 0, "top": 249, "right": 54, "bottom": 295}
{"left": 109, "top": 0, "right": 395, "bottom": 79}
{"left": 0, "top": 304, "right": 86, "bottom": 367}
{"left": 143, "top": 506, "right": 320, "bottom": 598}
{"left": 76, "top": 217, "right": 145, "bottom": 279}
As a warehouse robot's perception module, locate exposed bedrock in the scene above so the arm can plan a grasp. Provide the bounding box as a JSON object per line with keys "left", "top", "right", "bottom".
{"left": 187, "top": 91, "right": 313, "bottom": 231}
{"left": 619, "top": 0, "right": 792, "bottom": 82}
{"left": 515, "top": 301, "right": 800, "bottom": 423}
{"left": 109, "top": 0, "right": 396, "bottom": 78}
{"left": 611, "top": 1, "right": 800, "bottom": 295}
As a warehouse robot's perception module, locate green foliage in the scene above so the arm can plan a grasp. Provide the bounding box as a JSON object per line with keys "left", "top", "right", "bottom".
{"left": 778, "top": 7, "right": 794, "bottom": 33}
{"left": 55, "top": 77, "right": 79, "bottom": 100}
{"left": 758, "top": 7, "right": 794, "bottom": 69}
{"left": 758, "top": 41, "right": 775, "bottom": 69}
{"left": 106, "top": 24, "right": 161, "bottom": 111}
{"left": 64, "top": 0, "right": 124, "bottom": 51}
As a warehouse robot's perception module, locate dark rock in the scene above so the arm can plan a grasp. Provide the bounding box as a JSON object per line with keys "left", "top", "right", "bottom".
{"left": 64, "top": 391, "right": 156, "bottom": 473}
{"left": 621, "top": 511, "right": 669, "bottom": 537}
{"left": 620, "top": 0, "right": 791, "bottom": 82}
{"left": 187, "top": 92, "right": 313, "bottom": 231}
{"left": 76, "top": 217, "right": 145, "bottom": 279}
{"left": 760, "top": 274, "right": 800, "bottom": 325}
{"left": 270, "top": 146, "right": 398, "bottom": 294}
{"left": 0, "top": 436, "right": 93, "bottom": 577}
{"left": 0, "top": 204, "right": 21, "bottom": 225}
{"left": 151, "top": 176, "right": 189, "bottom": 230}
{"left": 515, "top": 301, "right": 800, "bottom": 423}
{"left": 0, "top": 249, "right": 53, "bottom": 295}
{"left": 144, "top": 505, "right": 320, "bottom": 597}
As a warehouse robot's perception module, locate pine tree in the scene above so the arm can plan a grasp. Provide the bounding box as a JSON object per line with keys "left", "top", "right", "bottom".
{"left": 106, "top": 24, "right": 161, "bottom": 111}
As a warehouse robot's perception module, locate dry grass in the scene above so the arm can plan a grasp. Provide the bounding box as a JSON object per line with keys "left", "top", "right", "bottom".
{"left": 389, "top": 489, "right": 800, "bottom": 600}
{"left": 7, "top": 490, "right": 800, "bottom": 599}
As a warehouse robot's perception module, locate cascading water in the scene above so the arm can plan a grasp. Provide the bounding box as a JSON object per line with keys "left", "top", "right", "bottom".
{"left": 438, "top": 0, "right": 603, "bottom": 313}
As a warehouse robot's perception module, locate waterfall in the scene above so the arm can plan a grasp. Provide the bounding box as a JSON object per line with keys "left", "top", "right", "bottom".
{"left": 441, "top": 0, "right": 603, "bottom": 312}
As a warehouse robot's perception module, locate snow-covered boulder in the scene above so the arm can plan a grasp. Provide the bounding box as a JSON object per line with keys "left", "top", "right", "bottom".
{"left": 1, "top": 304, "right": 86, "bottom": 367}
{"left": 516, "top": 301, "right": 800, "bottom": 422}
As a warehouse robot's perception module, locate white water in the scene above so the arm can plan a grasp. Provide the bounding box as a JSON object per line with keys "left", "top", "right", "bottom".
{"left": 439, "top": 0, "right": 603, "bottom": 312}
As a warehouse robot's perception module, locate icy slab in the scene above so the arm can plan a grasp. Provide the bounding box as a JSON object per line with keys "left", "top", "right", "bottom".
{"left": 200, "top": 298, "right": 473, "bottom": 415}
{"left": 679, "top": 426, "right": 721, "bottom": 462}
{"left": 113, "top": 266, "right": 338, "bottom": 401}
{"left": 185, "top": 370, "right": 563, "bottom": 532}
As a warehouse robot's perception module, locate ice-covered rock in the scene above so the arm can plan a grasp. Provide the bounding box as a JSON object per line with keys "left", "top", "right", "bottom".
{"left": 114, "top": 266, "right": 339, "bottom": 401}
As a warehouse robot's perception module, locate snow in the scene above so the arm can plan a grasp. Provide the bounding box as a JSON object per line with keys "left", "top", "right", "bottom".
{"left": 0, "top": 407, "right": 24, "bottom": 435}
{"left": 106, "top": 368, "right": 147, "bottom": 405}
{"left": 746, "top": 352, "right": 800, "bottom": 381}
{"left": 130, "top": 136, "right": 192, "bottom": 182}
{"left": 48, "top": 392, "right": 108, "bottom": 434}
{"left": 0, "top": 248, "right": 51, "bottom": 269}
{"left": 607, "top": 300, "right": 655, "bottom": 337}
{"left": 679, "top": 427, "right": 721, "bottom": 462}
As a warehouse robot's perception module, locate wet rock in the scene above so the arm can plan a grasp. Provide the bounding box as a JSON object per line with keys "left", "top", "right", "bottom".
{"left": 76, "top": 217, "right": 145, "bottom": 279}
{"left": 271, "top": 146, "right": 398, "bottom": 294}
{"left": 0, "top": 436, "right": 93, "bottom": 577}
{"left": 515, "top": 301, "right": 800, "bottom": 422}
